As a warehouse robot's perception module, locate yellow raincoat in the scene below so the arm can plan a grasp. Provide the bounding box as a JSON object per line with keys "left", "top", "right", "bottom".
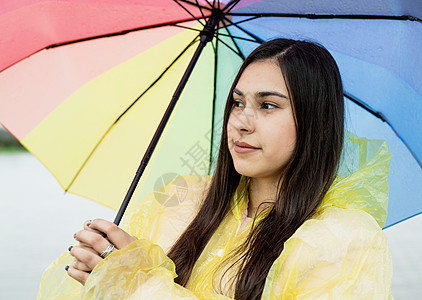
{"left": 38, "top": 133, "right": 393, "bottom": 299}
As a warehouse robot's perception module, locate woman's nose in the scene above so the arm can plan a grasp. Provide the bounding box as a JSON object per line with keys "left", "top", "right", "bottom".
{"left": 230, "top": 107, "right": 256, "bottom": 133}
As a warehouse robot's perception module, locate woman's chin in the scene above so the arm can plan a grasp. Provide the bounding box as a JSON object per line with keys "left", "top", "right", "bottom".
{"left": 234, "top": 166, "right": 263, "bottom": 178}
{"left": 234, "top": 165, "right": 283, "bottom": 181}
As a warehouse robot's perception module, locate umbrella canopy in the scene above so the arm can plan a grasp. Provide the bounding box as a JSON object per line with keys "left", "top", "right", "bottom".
{"left": 0, "top": 0, "right": 420, "bottom": 228}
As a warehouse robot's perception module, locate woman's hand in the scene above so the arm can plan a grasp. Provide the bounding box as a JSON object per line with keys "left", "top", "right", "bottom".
{"left": 66, "top": 219, "right": 138, "bottom": 285}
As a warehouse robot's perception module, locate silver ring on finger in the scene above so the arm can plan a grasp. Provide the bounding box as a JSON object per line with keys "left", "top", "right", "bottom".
{"left": 100, "top": 243, "right": 115, "bottom": 258}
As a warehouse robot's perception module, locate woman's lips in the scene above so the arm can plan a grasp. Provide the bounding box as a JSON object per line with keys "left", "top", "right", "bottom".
{"left": 234, "top": 141, "right": 260, "bottom": 154}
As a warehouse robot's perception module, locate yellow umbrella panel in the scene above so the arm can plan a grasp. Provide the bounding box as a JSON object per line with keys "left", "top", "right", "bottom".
{"left": 22, "top": 26, "right": 215, "bottom": 212}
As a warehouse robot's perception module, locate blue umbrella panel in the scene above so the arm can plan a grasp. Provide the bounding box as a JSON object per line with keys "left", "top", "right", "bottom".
{"left": 207, "top": 2, "right": 422, "bottom": 228}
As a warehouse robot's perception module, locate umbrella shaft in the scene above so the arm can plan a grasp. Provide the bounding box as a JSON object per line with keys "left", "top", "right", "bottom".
{"left": 114, "top": 9, "right": 224, "bottom": 225}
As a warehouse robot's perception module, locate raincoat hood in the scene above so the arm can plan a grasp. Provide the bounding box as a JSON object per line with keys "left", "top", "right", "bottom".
{"left": 318, "top": 131, "right": 391, "bottom": 228}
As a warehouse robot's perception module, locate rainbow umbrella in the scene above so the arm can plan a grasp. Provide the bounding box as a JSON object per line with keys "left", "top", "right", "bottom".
{"left": 0, "top": 0, "right": 420, "bottom": 227}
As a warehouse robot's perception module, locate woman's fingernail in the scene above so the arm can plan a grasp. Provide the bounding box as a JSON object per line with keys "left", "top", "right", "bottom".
{"left": 73, "top": 233, "right": 77, "bottom": 239}
{"left": 68, "top": 246, "right": 73, "bottom": 252}
{"left": 65, "top": 265, "right": 69, "bottom": 271}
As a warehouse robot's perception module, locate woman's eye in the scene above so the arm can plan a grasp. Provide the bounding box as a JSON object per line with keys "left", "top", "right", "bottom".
{"left": 261, "top": 102, "right": 277, "bottom": 110}
{"left": 233, "top": 100, "right": 244, "bottom": 108}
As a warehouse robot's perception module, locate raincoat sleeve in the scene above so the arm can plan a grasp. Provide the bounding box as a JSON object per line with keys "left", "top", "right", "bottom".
{"left": 37, "top": 175, "right": 229, "bottom": 300}
{"left": 262, "top": 207, "right": 393, "bottom": 299}
{"left": 79, "top": 175, "right": 232, "bottom": 299}
{"left": 81, "top": 238, "right": 231, "bottom": 299}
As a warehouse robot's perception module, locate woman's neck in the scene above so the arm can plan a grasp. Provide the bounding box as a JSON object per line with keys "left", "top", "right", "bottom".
{"left": 247, "top": 176, "right": 279, "bottom": 217}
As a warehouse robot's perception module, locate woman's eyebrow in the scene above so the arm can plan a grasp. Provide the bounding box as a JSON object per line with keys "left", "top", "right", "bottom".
{"left": 256, "top": 91, "right": 289, "bottom": 99}
{"left": 233, "top": 88, "right": 243, "bottom": 96}
{"left": 233, "top": 88, "right": 289, "bottom": 100}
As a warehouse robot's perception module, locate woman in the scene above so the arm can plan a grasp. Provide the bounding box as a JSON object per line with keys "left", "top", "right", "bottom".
{"left": 38, "top": 39, "right": 393, "bottom": 299}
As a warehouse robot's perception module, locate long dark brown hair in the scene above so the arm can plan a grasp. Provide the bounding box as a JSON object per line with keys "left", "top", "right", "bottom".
{"left": 167, "top": 38, "right": 344, "bottom": 299}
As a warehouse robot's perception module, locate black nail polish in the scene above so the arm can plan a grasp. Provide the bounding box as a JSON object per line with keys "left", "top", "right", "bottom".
{"left": 65, "top": 265, "right": 69, "bottom": 271}
{"left": 68, "top": 245, "right": 73, "bottom": 252}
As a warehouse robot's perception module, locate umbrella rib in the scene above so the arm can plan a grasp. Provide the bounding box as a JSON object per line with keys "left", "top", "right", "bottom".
{"left": 226, "top": 12, "right": 422, "bottom": 22}
{"left": 172, "top": 24, "right": 202, "bottom": 33}
{"left": 215, "top": 35, "right": 244, "bottom": 59}
{"left": 221, "top": 19, "right": 245, "bottom": 60}
{"left": 214, "top": 32, "right": 258, "bottom": 43}
{"left": 173, "top": 0, "right": 205, "bottom": 25}
{"left": 228, "top": 15, "right": 261, "bottom": 26}
{"left": 171, "top": 24, "right": 251, "bottom": 50}
{"left": 383, "top": 211, "right": 422, "bottom": 229}
{"left": 1, "top": 17, "right": 200, "bottom": 73}
{"left": 172, "top": 24, "right": 256, "bottom": 50}
{"left": 222, "top": 0, "right": 241, "bottom": 14}
{"left": 211, "top": 0, "right": 218, "bottom": 9}
{"left": 209, "top": 35, "right": 219, "bottom": 173}
{"left": 173, "top": 23, "right": 256, "bottom": 47}
{"left": 174, "top": 22, "right": 257, "bottom": 44}
{"left": 223, "top": 16, "right": 264, "bottom": 43}
{"left": 113, "top": 36, "right": 200, "bottom": 124}
{"left": 178, "top": 0, "right": 212, "bottom": 12}
{"left": 209, "top": 0, "right": 215, "bottom": 9}
{"left": 210, "top": 34, "right": 217, "bottom": 53}
{"left": 194, "top": 0, "right": 206, "bottom": 20}
{"left": 176, "top": 23, "right": 257, "bottom": 44}
{"left": 65, "top": 36, "right": 200, "bottom": 191}
{"left": 344, "top": 92, "right": 422, "bottom": 169}
{"left": 45, "top": 17, "right": 199, "bottom": 50}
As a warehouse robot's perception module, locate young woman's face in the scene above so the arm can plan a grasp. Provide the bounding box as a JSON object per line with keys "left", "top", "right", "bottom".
{"left": 227, "top": 59, "right": 297, "bottom": 181}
